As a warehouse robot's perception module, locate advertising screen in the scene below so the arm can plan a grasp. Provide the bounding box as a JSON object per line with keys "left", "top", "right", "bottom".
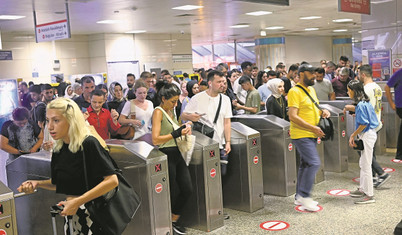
{"left": 0, "top": 79, "right": 19, "bottom": 128}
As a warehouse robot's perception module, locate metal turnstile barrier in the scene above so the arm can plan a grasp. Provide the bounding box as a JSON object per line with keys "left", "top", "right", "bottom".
{"left": 7, "top": 141, "right": 171, "bottom": 235}
{"left": 0, "top": 181, "right": 18, "bottom": 234}
{"left": 320, "top": 100, "right": 360, "bottom": 163}
{"left": 222, "top": 122, "right": 264, "bottom": 213}
{"left": 320, "top": 104, "right": 348, "bottom": 172}
{"left": 232, "top": 115, "right": 296, "bottom": 197}
{"left": 179, "top": 131, "right": 224, "bottom": 232}
{"left": 383, "top": 101, "right": 401, "bottom": 148}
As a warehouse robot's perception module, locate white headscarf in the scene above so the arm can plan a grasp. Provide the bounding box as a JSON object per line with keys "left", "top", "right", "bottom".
{"left": 64, "top": 85, "right": 75, "bottom": 99}
{"left": 267, "top": 78, "right": 284, "bottom": 99}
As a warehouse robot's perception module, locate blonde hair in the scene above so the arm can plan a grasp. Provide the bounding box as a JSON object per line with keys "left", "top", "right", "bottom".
{"left": 47, "top": 98, "right": 91, "bottom": 153}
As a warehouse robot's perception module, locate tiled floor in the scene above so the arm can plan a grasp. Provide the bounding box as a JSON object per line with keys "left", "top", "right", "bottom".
{"left": 188, "top": 149, "right": 401, "bottom": 235}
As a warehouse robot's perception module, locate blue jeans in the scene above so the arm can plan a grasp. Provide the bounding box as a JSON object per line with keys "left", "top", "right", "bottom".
{"left": 293, "top": 138, "right": 321, "bottom": 198}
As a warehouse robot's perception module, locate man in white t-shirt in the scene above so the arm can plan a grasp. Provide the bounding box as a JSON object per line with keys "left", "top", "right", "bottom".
{"left": 344, "top": 64, "right": 391, "bottom": 189}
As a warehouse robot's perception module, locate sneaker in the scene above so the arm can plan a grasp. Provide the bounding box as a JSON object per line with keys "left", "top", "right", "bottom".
{"left": 355, "top": 195, "right": 375, "bottom": 204}
{"left": 172, "top": 222, "right": 187, "bottom": 235}
{"left": 350, "top": 189, "right": 365, "bottom": 198}
{"left": 298, "top": 197, "right": 320, "bottom": 212}
{"left": 223, "top": 212, "right": 230, "bottom": 220}
{"left": 294, "top": 195, "right": 318, "bottom": 206}
{"left": 374, "top": 173, "right": 391, "bottom": 188}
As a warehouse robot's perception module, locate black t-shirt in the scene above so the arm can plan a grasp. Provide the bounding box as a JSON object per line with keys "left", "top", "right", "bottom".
{"left": 74, "top": 94, "right": 91, "bottom": 110}
{"left": 51, "top": 136, "right": 116, "bottom": 196}
{"left": 265, "top": 95, "right": 289, "bottom": 121}
{"left": 32, "top": 101, "right": 46, "bottom": 127}
{"left": 1, "top": 120, "right": 41, "bottom": 156}
{"left": 281, "top": 77, "right": 292, "bottom": 94}
{"left": 107, "top": 99, "right": 127, "bottom": 115}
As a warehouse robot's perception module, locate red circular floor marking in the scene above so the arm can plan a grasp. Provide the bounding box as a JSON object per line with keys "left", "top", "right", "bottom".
{"left": 383, "top": 167, "right": 395, "bottom": 173}
{"left": 260, "top": 220, "right": 290, "bottom": 231}
{"left": 295, "top": 205, "right": 323, "bottom": 213}
{"left": 392, "top": 159, "right": 402, "bottom": 163}
{"left": 326, "top": 189, "right": 350, "bottom": 196}
{"left": 352, "top": 177, "right": 360, "bottom": 183}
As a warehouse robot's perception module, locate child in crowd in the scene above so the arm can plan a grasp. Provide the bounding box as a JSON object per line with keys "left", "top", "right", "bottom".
{"left": 347, "top": 80, "right": 379, "bottom": 204}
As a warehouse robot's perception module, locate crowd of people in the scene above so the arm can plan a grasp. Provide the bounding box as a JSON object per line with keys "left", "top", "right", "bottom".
{"left": 3, "top": 55, "right": 400, "bottom": 234}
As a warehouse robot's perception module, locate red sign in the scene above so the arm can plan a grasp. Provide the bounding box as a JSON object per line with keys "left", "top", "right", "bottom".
{"left": 342, "top": 130, "right": 346, "bottom": 137}
{"left": 288, "top": 143, "right": 293, "bottom": 151}
{"left": 252, "top": 139, "right": 257, "bottom": 146}
{"left": 326, "top": 189, "right": 350, "bottom": 196}
{"left": 383, "top": 167, "right": 395, "bottom": 173}
{"left": 155, "top": 183, "right": 163, "bottom": 193}
{"left": 317, "top": 138, "right": 321, "bottom": 144}
{"left": 392, "top": 159, "right": 402, "bottom": 163}
{"left": 260, "top": 221, "right": 290, "bottom": 231}
{"left": 0, "top": 229, "right": 6, "bottom": 235}
{"left": 341, "top": 116, "right": 345, "bottom": 122}
{"left": 210, "top": 168, "right": 216, "bottom": 178}
{"left": 155, "top": 164, "right": 162, "bottom": 172}
{"left": 209, "top": 150, "right": 215, "bottom": 158}
{"left": 295, "top": 205, "right": 323, "bottom": 213}
{"left": 339, "top": 0, "right": 370, "bottom": 15}
{"left": 253, "top": 156, "right": 259, "bottom": 164}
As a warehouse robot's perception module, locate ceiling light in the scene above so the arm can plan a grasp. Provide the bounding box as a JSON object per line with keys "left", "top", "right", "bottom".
{"left": 299, "top": 16, "right": 322, "bottom": 20}
{"left": 0, "top": 15, "right": 26, "bottom": 20}
{"left": 246, "top": 11, "right": 272, "bottom": 16}
{"left": 265, "top": 26, "right": 284, "bottom": 30}
{"left": 333, "top": 29, "right": 348, "bottom": 32}
{"left": 305, "top": 28, "right": 319, "bottom": 31}
{"left": 372, "top": 0, "right": 394, "bottom": 4}
{"left": 125, "top": 30, "right": 146, "bottom": 34}
{"left": 332, "top": 19, "right": 353, "bottom": 23}
{"left": 172, "top": 5, "right": 203, "bottom": 10}
{"left": 230, "top": 24, "right": 250, "bottom": 28}
{"left": 96, "top": 20, "right": 120, "bottom": 24}
{"left": 260, "top": 30, "right": 267, "bottom": 36}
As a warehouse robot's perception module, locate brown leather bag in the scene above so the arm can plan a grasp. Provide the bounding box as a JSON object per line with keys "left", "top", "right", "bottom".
{"left": 115, "top": 101, "right": 136, "bottom": 140}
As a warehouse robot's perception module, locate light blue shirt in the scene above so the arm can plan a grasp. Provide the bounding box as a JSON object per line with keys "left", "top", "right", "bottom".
{"left": 258, "top": 84, "right": 272, "bottom": 102}
{"left": 355, "top": 101, "right": 379, "bottom": 132}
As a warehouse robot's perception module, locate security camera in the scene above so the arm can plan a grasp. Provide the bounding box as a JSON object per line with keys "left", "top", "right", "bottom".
{"left": 180, "top": 30, "right": 185, "bottom": 34}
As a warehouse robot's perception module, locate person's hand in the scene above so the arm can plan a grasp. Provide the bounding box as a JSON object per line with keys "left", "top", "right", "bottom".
{"left": 321, "top": 109, "right": 330, "bottom": 118}
{"left": 83, "top": 111, "right": 89, "bottom": 120}
{"left": 349, "top": 135, "right": 357, "bottom": 148}
{"left": 225, "top": 142, "right": 231, "bottom": 155}
{"left": 42, "top": 141, "right": 54, "bottom": 151}
{"left": 343, "top": 108, "right": 347, "bottom": 115}
{"left": 29, "top": 147, "right": 38, "bottom": 153}
{"left": 181, "top": 124, "right": 192, "bottom": 136}
{"left": 188, "top": 113, "right": 202, "bottom": 122}
{"left": 17, "top": 180, "right": 39, "bottom": 194}
{"left": 58, "top": 198, "right": 80, "bottom": 216}
{"left": 131, "top": 119, "right": 143, "bottom": 127}
{"left": 110, "top": 109, "right": 119, "bottom": 121}
{"left": 312, "top": 126, "right": 325, "bottom": 138}
{"left": 391, "top": 102, "right": 396, "bottom": 111}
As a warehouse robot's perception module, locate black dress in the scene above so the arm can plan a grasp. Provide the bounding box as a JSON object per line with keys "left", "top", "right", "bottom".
{"left": 265, "top": 95, "right": 289, "bottom": 121}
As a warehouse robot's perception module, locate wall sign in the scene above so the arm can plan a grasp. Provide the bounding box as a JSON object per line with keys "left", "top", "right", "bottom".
{"left": 35, "top": 19, "right": 70, "bottom": 43}
{"left": 368, "top": 49, "right": 391, "bottom": 81}
{"left": 339, "top": 0, "right": 370, "bottom": 15}
{"left": 0, "top": 51, "right": 12, "bottom": 60}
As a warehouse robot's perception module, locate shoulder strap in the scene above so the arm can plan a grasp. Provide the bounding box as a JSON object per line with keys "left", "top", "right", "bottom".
{"left": 213, "top": 94, "right": 222, "bottom": 124}
{"left": 295, "top": 85, "right": 322, "bottom": 111}
{"left": 155, "top": 106, "right": 179, "bottom": 129}
{"left": 129, "top": 100, "right": 136, "bottom": 117}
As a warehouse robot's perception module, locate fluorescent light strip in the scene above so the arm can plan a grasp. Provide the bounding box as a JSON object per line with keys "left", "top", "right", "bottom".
{"left": 265, "top": 26, "right": 284, "bottom": 30}
{"left": 246, "top": 11, "right": 272, "bottom": 16}
{"left": 0, "top": 15, "right": 26, "bottom": 20}
{"left": 230, "top": 24, "right": 249, "bottom": 28}
{"left": 96, "top": 20, "right": 120, "bottom": 24}
{"left": 300, "top": 16, "right": 322, "bottom": 20}
{"left": 332, "top": 18, "right": 353, "bottom": 23}
{"left": 305, "top": 28, "right": 319, "bottom": 31}
{"left": 125, "top": 30, "right": 146, "bottom": 34}
{"left": 172, "top": 5, "right": 203, "bottom": 10}
{"left": 372, "top": 0, "right": 394, "bottom": 4}
{"left": 333, "top": 29, "right": 348, "bottom": 32}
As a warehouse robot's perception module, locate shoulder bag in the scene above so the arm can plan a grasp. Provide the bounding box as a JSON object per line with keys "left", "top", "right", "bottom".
{"left": 192, "top": 94, "right": 222, "bottom": 138}
{"left": 82, "top": 148, "right": 141, "bottom": 235}
{"left": 115, "top": 100, "right": 136, "bottom": 139}
{"left": 295, "top": 85, "right": 334, "bottom": 141}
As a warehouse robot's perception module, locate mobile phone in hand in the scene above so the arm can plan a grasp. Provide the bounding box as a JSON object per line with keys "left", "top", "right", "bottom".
{"left": 195, "top": 112, "right": 206, "bottom": 116}
{"left": 81, "top": 107, "right": 87, "bottom": 113}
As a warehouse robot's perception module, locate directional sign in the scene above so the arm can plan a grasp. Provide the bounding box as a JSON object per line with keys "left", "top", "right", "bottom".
{"left": 342, "top": 130, "right": 346, "bottom": 137}
{"left": 155, "top": 183, "right": 163, "bottom": 193}
{"left": 260, "top": 221, "right": 290, "bottom": 231}
{"left": 392, "top": 159, "right": 402, "bottom": 163}
{"left": 210, "top": 168, "right": 216, "bottom": 178}
{"left": 36, "top": 19, "right": 70, "bottom": 43}
{"left": 0, "top": 229, "right": 6, "bottom": 235}
{"left": 383, "top": 167, "right": 395, "bottom": 173}
{"left": 253, "top": 156, "right": 259, "bottom": 164}
{"left": 317, "top": 137, "right": 321, "bottom": 144}
{"left": 295, "top": 205, "right": 323, "bottom": 213}
{"left": 288, "top": 143, "right": 293, "bottom": 151}
{"left": 326, "top": 189, "right": 350, "bottom": 196}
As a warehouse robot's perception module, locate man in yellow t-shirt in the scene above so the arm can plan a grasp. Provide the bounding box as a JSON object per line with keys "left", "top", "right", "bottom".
{"left": 288, "top": 64, "right": 330, "bottom": 212}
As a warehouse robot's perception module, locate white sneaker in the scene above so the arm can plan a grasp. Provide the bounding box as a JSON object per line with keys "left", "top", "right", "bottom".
{"left": 298, "top": 197, "right": 320, "bottom": 212}
{"left": 294, "top": 195, "right": 318, "bottom": 206}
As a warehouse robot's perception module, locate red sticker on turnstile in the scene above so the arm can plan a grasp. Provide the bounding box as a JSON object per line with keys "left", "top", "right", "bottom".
{"left": 342, "top": 130, "right": 346, "bottom": 137}
{"left": 260, "top": 221, "right": 290, "bottom": 231}
{"left": 341, "top": 116, "right": 345, "bottom": 122}
{"left": 155, "top": 164, "right": 162, "bottom": 172}
{"left": 288, "top": 143, "right": 293, "bottom": 151}
{"left": 209, "top": 150, "right": 215, "bottom": 158}
{"left": 317, "top": 138, "right": 321, "bottom": 144}
{"left": 210, "top": 168, "right": 216, "bottom": 178}
{"left": 155, "top": 183, "right": 163, "bottom": 193}
{"left": 0, "top": 229, "right": 6, "bottom": 235}
{"left": 252, "top": 139, "right": 257, "bottom": 146}
{"left": 253, "top": 156, "right": 259, "bottom": 164}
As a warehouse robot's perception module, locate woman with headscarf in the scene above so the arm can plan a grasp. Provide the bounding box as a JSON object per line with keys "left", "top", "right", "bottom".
{"left": 64, "top": 85, "right": 78, "bottom": 99}
{"left": 107, "top": 82, "right": 127, "bottom": 115}
{"left": 180, "top": 80, "right": 199, "bottom": 121}
{"left": 265, "top": 78, "right": 289, "bottom": 121}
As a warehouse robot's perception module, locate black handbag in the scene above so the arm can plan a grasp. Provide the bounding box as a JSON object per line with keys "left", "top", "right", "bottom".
{"left": 193, "top": 94, "right": 222, "bottom": 138}
{"left": 353, "top": 139, "right": 364, "bottom": 151}
{"left": 296, "top": 85, "right": 334, "bottom": 141}
{"left": 82, "top": 148, "right": 141, "bottom": 235}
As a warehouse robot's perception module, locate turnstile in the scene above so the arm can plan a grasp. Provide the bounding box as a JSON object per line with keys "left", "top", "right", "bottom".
{"left": 180, "top": 131, "right": 224, "bottom": 232}
{"left": 384, "top": 102, "right": 401, "bottom": 148}
{"left": 223, "top": 122, "right": 264, "bottom": 213}
{"left": 320, "top": 100, "right": 360, "bottom": 163}
{"left": 320, "top": 104, "right": 348, "bottom": 172}
{"left": 0, "top": 181, "right": 18, "bottom": 235}
{"left": 7, "top": 141, "right": 171, "bottom": 235}
{"left": 232, "top": 115, "right": 296, "bottom": 197}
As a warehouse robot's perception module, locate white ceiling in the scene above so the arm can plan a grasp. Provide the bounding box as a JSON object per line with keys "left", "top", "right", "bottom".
{"left": 0, "top": 0, "right": 364, "bottom": 44}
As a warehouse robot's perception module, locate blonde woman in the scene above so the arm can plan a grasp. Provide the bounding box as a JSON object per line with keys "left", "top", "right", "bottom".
{"left": 17, "top": 97, "right": 118, "bottom": 234}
